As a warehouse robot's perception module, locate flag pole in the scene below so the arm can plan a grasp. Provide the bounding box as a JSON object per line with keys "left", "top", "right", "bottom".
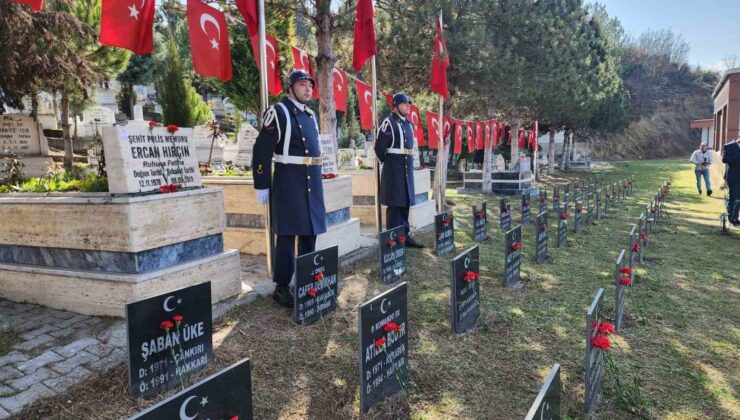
{"left": 372, "top": 56, "right": 382, "bottom": 232}
{"left": 435, "top": 10, "right": 445, "bottom": 214}
{"left": 258, "top": 0, "right": 274, "bottom": 277}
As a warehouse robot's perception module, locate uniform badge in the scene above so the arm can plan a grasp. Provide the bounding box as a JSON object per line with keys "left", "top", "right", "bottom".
{"left": 257, "top": 164, "right": 264, "bottom": 174}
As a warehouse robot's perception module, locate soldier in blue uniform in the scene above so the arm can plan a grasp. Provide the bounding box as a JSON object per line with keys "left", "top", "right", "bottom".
{"left": 252, "top": 70, "right": 327, "bottom": 307}
{"left": 374, "top": 93, "right": 424, "bottom": 248}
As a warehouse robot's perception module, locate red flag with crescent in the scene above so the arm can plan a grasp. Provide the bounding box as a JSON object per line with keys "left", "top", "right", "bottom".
{"left": 291, "top": 47, "right": 319, "bottom": 99}
{"left": 332, "top": 67, "right": 348, "bottom": 112}
{"left": 529, "top": 121, "right": 538, "bottom": 151}
{"left": 427, "top": 112, "right": 440, "bottom": 150}
{"left": 352, "top": 0, "right": 376, "bottom": 71}
{"left": 443, "top": 117, "right": 454, "bottom": 140}
{"left": 430, "top": 16, "right": 450, "bottom": 99}
{"left": 454, "top": 120, "right": 463, "bottom": 154}
{"left": 484, "top": 121, "right": 491, "bottom": 149}
{"left": 188, "top": 0, "right": 232, "bottom": 81}
{"left": 492, "top": 120, "right": 500, "bottom": 148}
{"left": 475, "top": 122, "right": 483, "bottom": 150}
{"left": 466, "top": 121, "right": 474, "bottom": 153}
{"left": 249, "top": 33, "right": 282, "bottom": 95}
{"left": 235, "top": 0, "right": 258, "bottom": 37}
{"left": 409, "top": 105, "right": 424, "bottom": 147}
{"left": 517, "top": 128, "right": 526, "bottom": 149}
{"left": 100, "top": 0, "right": 155, "bottom": 54}
{"left": 356, "top": 80, "right": 374, "bottom": 130}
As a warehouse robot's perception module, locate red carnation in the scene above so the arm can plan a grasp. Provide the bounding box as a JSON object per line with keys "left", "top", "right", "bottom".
{"left": 308, "top": 287, "right": 317, "bottom": 297}
{"left": 640, "top": 232, "right": 647, "bottom": 240}
{"left": 386, "top": 239, "right": 396, "bottom": 247}
{"left": 313, "top": 272, "right": 325, "bottom": 282}
{"left": 560, "top": 213, "right": 569, "bottom": 220}
{"left": 374, "top": 337, "right": 386, "bottom": 349}
{"left": 620, "top": 267, "right": 631, "bottom": 275}
{"left": 160, "top": 320, "right": 174, "bottom": 330}
{"left": 619, "top": 276, "right": 632, "bottom": 286}
{"left": 397, "top": 235, "right": 407, "bottom": 244}
{"left": 598, "top": 322, "right": 615, "bottom": 335}
{"left": 159, "top": 185, "right": 170, "bottom": 193}
{"left": 592, "top": 335, "right": 611, "bottom": 350}
{"left": 383, "top": 322, "right": 402, "bottom": 332}
{"left": 512, "top": 242, "right": 523, "bottom": 251}
{"left": 166, "top": 124, "right": 179, "bottom": 133}
{"left": 418, "top": 165, "right": 425, "bottom": 169}
{"left": 168, "top": 184, "right": 179, "bottom": 193}
{"left": 148, "top": 121, "right": 157, "bottom": 127}
{"left": 631, "top": 243, "right": 640, "bottom": 252}
{"left": 172, "top": 315, "right": 183, "bottom": 324}
{"left": 463, "top": 271, "right": 479, "bottom": 282}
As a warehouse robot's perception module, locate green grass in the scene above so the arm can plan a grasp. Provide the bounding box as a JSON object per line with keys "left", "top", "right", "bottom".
{"left": 0, "top": 329, "right": 20, "bottom": 358}
{"left": 19, "top": 159, "right": 739, "bottom": 419}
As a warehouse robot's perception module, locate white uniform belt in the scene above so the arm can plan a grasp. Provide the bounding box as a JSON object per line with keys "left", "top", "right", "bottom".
{"left": 274, "top": 155, "right": 322, "bottom": 166}
{"left": 386, "top": 148, "right": 413, "bottom": 155}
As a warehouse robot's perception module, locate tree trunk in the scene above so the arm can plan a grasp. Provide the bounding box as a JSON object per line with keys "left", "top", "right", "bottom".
{"left": 60, "top": 90, "right": 73, "bottom": 170}
{"left": 128, "top": 82, "right": 135, "bottom": 118}
{"left": 510, "top": 124, "right": 519, "bottom": 170}
{"left": 548, "top": 130, "right": 556, "bottom": 173}
{"left": 314, "top": 0, "right": 337, "bottom": 141}
{"left": 559, "top": 127, "right": 569, "bottom": 170}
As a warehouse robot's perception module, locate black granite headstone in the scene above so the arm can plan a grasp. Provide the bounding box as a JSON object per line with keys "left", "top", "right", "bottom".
{"left": 521, "top": 192, "right": 532, "bottom": 225}
{"left": 524, "top": 364, "right": 561, "bottom": 420}
{"left": 435, "top": 212, "right": 455, "bottom": 256}
{"left": 504, "top": 225, "right": 522, "bottom": 288}
{"left": 552, "top": 187, "right": 561, "bottom": 221}
{"left": 586, "top": 194, "right": 594, "bottom": 225}
{"left": 293, "top": 245, "right": 339, "bottom": 325}
{"left": 595, "top": 190, "right": 602, "bottom": 219}
{"left": 450, "top": 246, "right": 481, "bottom": 334}
{"left": 126, "top": 282, "right": 213, "bottom": 399}
{"left": 585, "top": 288, "right": 606, "bottom": 415}
{"left": 379, "top": 226, "right": 407, "bottom": 284}
{"left": 628, "top": 225, "right": 637, "bottom": 286}
{"left": 557, "top": 209, "right": 568, "bottom": 248}
{"left": 539, "top": 191, "right": 548, "bottom": 217}
{"left": 499, "top": 198, "right": 511, "bottom": 231}
{"left": 614, "top": 249, "right": 627, "bottom": 331}
{"left": 574, "top": 201, "right": 583, "bottom": 234}
{"left": 129, "top": 358, "right": 253, "bottom": 420}
{"left": 359, "top": 282, "right": 409, "bottom": 413}
{"left": 638, "top": 213, "right": 646, "bottom": 263}
{"left": 472, "top": 203, "right": 488, "bottom": 242}
{"left": 535, "top": 211, "right": 548, "bottom": 264}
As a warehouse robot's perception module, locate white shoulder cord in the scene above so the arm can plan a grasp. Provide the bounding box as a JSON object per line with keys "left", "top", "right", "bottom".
{"left": 275, "top": 102, "right": 292, "bottom": 156}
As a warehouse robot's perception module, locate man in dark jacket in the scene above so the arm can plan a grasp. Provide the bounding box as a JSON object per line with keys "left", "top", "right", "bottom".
{"left": 723, "top": 137, "right": 740, "bottom": 226}
{"left": 252, "top": 70, "right": 327, "bottom": 307}
{"left": 374, "top": 93, "right": 423, "bottom": 248}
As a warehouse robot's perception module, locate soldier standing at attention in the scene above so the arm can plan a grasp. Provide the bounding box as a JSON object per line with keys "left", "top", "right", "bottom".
{"left": 374, "top": 93, "right": 424, "bottom": 248}
{"left": 252, "top": 70, "right": 327, "bottom": 308}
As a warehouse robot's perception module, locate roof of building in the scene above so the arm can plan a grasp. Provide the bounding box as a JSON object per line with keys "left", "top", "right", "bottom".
{"left": 690, "top": 119, "right": 714, "bottom": 128}
{"left": 713, "top": 67, "right": 740, "bottom": 98}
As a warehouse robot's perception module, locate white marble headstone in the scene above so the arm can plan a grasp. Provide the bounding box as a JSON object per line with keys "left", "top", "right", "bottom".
{"left": 235, "top": 124, "right": 259, "bottom": 167}
{"left": 0, "top": 114, "right": 49, "bottom": 155}
{"left": 102, "top": 126, "right": 202, "bottom": 194}
{"left": 133, "top": 105, "right": 144, "bottom": 121}
{"left": 319, "top": 134, "right": 338, "bottom": 175}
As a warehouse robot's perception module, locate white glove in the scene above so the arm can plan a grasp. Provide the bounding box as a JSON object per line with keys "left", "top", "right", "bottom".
{"left": 255, "top": 188, "right": 269, "bottom": 205}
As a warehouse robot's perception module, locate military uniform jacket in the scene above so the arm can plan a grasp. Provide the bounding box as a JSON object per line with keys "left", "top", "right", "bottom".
{"left": 374, "top": 112, "right": 416, "bottom": 207}
{"left": 252, "top": 97, "right": 327, "bottom": 236}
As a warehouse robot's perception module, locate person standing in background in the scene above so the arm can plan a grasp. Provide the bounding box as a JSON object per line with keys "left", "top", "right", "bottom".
{"left": 689, "top": 143, "right": 713, "bottom": 196}
{"left": 722, "top": 137, "right": 740, "bottom": 226}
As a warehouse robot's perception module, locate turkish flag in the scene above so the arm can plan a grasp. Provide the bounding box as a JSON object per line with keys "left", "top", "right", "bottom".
{"left": 384, "top": 93, "right": 394, "bottom": 110}
{"left": 443, "top": 117, "right": 454, "bottom": 140}
{"left": 430, "top": 17, "right": 450, "bottom": 99}
{"left": 352, "top": 0, "right": 376, "bottom": 71}
{"left": 529, "top": 121, "right": 538, "bottom": 151}
{"left": 475, "top": 122, "right": 483, "bottom": 150}
{"left": 99, "top": 0, "right": 154, "bottom": 54}
{"left": 484, "top": 121, "right": 491, "bottom": 149}
{"left": 427, "top": 112, "right": 440, "bottom": 150}
{"left": 332, "top": 67, "right": 348, "bottom": 113}
{"left": 356, "top": 80, "right": 374, "bottom": 130}
{"left": 188, "top": 0, "right": 232, "bottom": 81}
{"left": 409, "top": 105, "right": 424, "bottom": 147}
{"left": 249, "top": 33, "right": 282, "bottom": 96}
{"left": 454, "top": 120, "right": 463, "bottom": 154}
{"left": 466, "top": 122, "right": 474, "bottom": 153}
{"left": 235, "top": 0, "right": 258, "bottom": 37}
{"left": 292, "top": 47, "right": 319, "bottom": 99}
{"left": 10, "top": 0, "right": 43, "bottom": 12}
{"left": 517, "top": 128, "right": 526, "bottom": 149}
{"left": 492, "top": 120, "right": 500, "bottom": 148}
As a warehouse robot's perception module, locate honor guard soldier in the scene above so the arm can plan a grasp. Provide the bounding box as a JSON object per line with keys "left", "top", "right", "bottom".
{"left": 374, "top": 93, "right": 424, "bottom": 248}
{"left": 252, "top": 70, "right": 327, "bottom": 308}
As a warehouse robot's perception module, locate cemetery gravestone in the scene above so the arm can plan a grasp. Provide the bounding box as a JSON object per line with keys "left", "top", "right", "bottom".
{"left": 472, "top": 203, "right": 488, "bottom": 242}
{"left": 504, "top": 225, "right": 523, "bottom": 288}
{"left": 524, "top": 364, "right": 561, "bottom": 420}
{"left": 435, "top": 212, "right": 455, "bottom": 256}
{"left": 614, "top": 249, "right": 627, "bottom": 331}
{"left": 319, "top": 133, "right": 339, "bottom": 175}
{"left": 192, "top": 124, "right": 225, "bottom": 166}
{"left": 521, "top": 192, "right": 532, "bottom": 225}
{"left": 130, "top": 358, "right": 253, "bottom": 420}
{"left": 102, "top": 126, "right": 202, "bottom": 194}
{"left": 293, "top": 246, "right": 339, "bottom": 325}
{"left": 0, "top": 114, "right": 48, "bottom": 155}
{"left": 638, "top": 213, "right": 646, "bottom": 263}
{"left": 234, "top": 124, "right": 259, "bottom": 167}
{"left": 574, "top": 201, "right": 583, "bottom": 234}
{"left": 126, "top": 282, "right": 213, "bottom": 399}
{"left": 629, "top": 226, "right": 638, "bottom": 285}
{"left": 500, "top": 198, "right": 512, "bottom": 231}
{"left": 379, "top": 226, "right": 407, "bottom": 284}
{"left": 535, "top": 211, "right": 548, "bottom": 264}
{"left": 539, "top": 191, "right": 548, "bottom": 217}
{"left": 585, "top": 288, "right": 606, "bottom": 415}
{"left": 450, "top": 246, "right": 481, "bottom": 333}
{"left": 586, "top": 194, "right": 594, "bottom": 225}
{"left": 359, "top": 282, "right": 409, "bottom": 413}
{"left": 557, "top": 209, "right": 568, "bottom": 248}
{"left": 552, "top": 187, "right": 561, "bottom": 222}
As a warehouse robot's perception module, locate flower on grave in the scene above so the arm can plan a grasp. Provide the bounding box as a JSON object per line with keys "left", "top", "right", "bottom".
{"left": 321, "top": 173, "right": 337, "bottom": 180}
{"left": 591, "top": 335, "right": 611, "bottom": 350}
{"left": 437, "top": 232, "right": 443, "bottom": 238}
{"left": 418, "top": 165, "right": 425, "bottom": 170}
{"left": 511, "top": 241, "right": 523, "bottom": 251}
{"left": 386, "top": 239, "right": 396, "bottom": 247}
{"left": 148, "top": 121, "right": 157, "bottom": 128}
{"left": 640, "top": 232, "right": 647, "bottom": 240}
{"left": 166, "top": 124, "right": 179, "bottom": 134}
{"left": 374, "top": 337, "right": 386, "bottom": 349}
{"left": 308, "top": 287, "right": 317, "bottom": 297}
{"left": 560, "top": 213, "right": 569, "bottom": 220}
{"left": 619, "top": 276, "right": 632, "bottom": 286}
{"left": 620, "top": 267, "right": 631, "bottom": 275}
{"left": 383, "top": 322, "right": 402, "bottom": 332}
{"left": 160, "top": 320, "right": 174, "bottom": 330}
{"left": 598, "top": 321, "right": 615, "bottom": 335}
{"left": 313, "top": 272, "right": 325, "bottom": 282}
{"left": 397, "top": 235, "right": 407, "bottom": 244}
{"left": 229, "top": 417, "right": 238, "bottom": 420}
{"left": 172, "top": 315, "right": 183, "bottom": 325}
{"left": 442, "top": 216, "right": 451, "bottom": 226}
{"left": 463, "top": 271, "right": 480, "bottom": 282}
{"left": 475, "top": 210, "right": 485, "bottom": 218}
{"left": 554, "top": 194, "right": 560, "bottom": 201}
{"left": 631, "top": 243, "right": 640, "bottom": 252}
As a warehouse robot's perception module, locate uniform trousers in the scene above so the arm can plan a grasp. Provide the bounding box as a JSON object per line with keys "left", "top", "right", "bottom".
{"left": 273, "top": 235, "right": 316, "bottom": 285}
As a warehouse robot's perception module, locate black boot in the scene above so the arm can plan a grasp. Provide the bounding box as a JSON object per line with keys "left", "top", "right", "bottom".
{"left": 405, "top": 237, "right": 424, "bottom": 248}
{"left": 707, "top": 190, "right": 713, "bottom": 196}
{"left": 272, "top": 284, "right": 294, "bottom": 308}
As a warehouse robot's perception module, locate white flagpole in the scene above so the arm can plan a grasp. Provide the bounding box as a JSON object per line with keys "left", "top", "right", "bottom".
{"left": 372, "top": 56, "right": 382, "bottom": 232}
{"left": 436, "top": 10, "right": 445, "bottom": 213}
{"left": 258, "top": 0, "right": 273, "bottom": 276}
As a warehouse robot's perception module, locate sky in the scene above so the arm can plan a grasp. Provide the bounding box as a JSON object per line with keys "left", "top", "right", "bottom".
{"left": 592, "top": 0, "right": 740, "bottom": 71}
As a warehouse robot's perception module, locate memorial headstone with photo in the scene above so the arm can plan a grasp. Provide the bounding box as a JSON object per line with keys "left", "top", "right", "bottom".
{"left": 293, "top": 246, "right": 339, "bottom": 325}
{"left": 504, "top": 225, "right": 523, "bottom": 288}
{"left": 535, "top": 211, "right": 548, "bottom": 264}
{"left": 379, "top": 226, "right": 407, "bottom": 284}
{"left": 358, "top": 283, "right": 409, "bottom": 413}
{"left": 435, "top": 212, "right": 455, "bottom": 256}
{"left": 450, "top": 246, "right": 481, "bottom": 334}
